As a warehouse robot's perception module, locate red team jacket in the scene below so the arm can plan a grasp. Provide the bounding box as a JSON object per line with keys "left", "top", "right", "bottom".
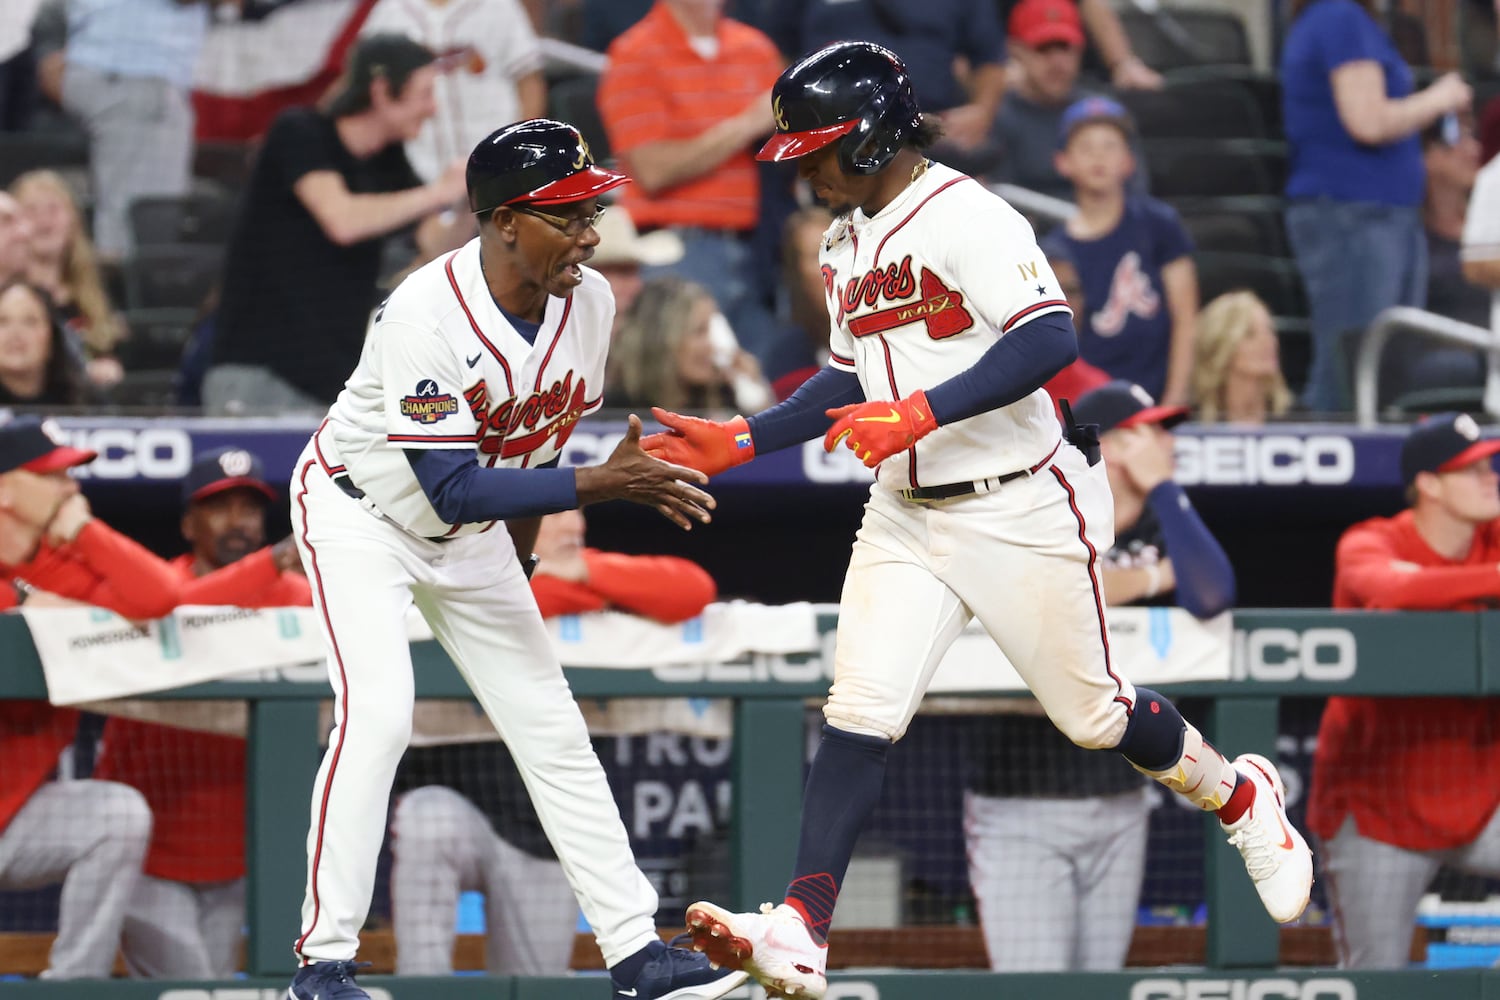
{"left": 93, "top": 550, "right": 311, "bottom": 883}
{"left": 0, "top": 521, "right": 183, "bottom": 835}
{"left": 1307, "top": 510, "right": 1500, "bottom": 851}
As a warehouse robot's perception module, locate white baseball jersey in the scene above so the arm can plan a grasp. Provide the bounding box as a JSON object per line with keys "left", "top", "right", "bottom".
{"left": 820, "top": 161, "right": 1071, "bottom": 492}
{"left": 360, "top": 0, "right": 543, "bottom": 182}
{"left": 320, "top": 239, "right": 611, "bottom": 539}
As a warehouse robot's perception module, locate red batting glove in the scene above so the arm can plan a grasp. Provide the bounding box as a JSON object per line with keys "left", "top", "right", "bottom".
{"left": 640, "top": 407, "right": 756, "bottom": 477}
{"left": 824, "top": 390, "right": 939, "bottom": 468}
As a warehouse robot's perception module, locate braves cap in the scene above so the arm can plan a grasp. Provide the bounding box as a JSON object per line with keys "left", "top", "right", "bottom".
{"left": 1071, "top": 380, "right": 1190, "bottom": 434}
{"left": 467, "top": 119, "right": 629, "bottom": 214}
{"left": 182, "top": 447, "right": 276, "bottom": 506}
{"left": 0, "top": 416, "right": 96, "bottom": 474}
{"left": 1058, "top": 95, "right": 1136, "bottom": 147}
{"left": 1009, "top": 0, "right": 1086, "bottom": 48}
{"left": 1399, "top": 412, "right": 1500, "bottom": 485}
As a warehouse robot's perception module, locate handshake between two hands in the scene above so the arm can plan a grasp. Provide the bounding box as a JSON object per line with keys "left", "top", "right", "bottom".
{"left": 640, "top": 391, "right": 939, "bottom": 475}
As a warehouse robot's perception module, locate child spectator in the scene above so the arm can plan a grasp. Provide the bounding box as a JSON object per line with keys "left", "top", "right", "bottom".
{"left": 11, "top": 170, "right": 125, "bottom": 389}
{"left": 1044, "top": 97, "right": 1198, "bottom": 406}
{"left": 0, "top": 279, "right": 87, "bottom": 406}
{"left": 607, "top": 276, "right": 771, "bottom": 415}
{"left": 1193, "top": 290, "right": 1293, "bottom": 425}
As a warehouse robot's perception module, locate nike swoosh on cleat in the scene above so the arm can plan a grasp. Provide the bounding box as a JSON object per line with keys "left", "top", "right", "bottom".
{"left": 856, "top": 410, "right": 903, "bottom": 423}
{"left": 1275, "top": 811, "right": 1296, "bottom": 850}
{"left": 619, "top": 989, "right": 638, "bottom": 997}
{"left": 466, "top": 353, "right": 482, "bottom": 368}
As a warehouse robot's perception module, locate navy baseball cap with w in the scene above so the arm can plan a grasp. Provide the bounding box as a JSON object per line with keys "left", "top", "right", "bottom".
{"left": 1400, "top": 413, "right": 1500, "bottom": 485}
{"left": 182, "top": 447, "right": 276, "bottom": 505}
{"left": 1071, "top": 380, "right": 1189, "bottom": 434}
{"left": 0, "top": 416, "right": 96, "bottom": 474}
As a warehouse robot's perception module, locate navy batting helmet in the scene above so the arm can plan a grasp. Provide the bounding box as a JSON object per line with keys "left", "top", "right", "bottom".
{"left": 756, "top": 41, "right": 923, "bottom": 175}
{"left": 467, "top": 119, "right": 629, "bottom": 216}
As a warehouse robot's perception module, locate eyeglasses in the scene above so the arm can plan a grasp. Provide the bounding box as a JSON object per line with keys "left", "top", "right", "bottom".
{"left": 512, "top": 204, "right": 606, "bottom": 238}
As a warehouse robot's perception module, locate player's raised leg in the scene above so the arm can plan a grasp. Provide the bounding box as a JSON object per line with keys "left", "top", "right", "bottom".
{"left": 688, "top": 511, "right": 972, "bottom": 999}
{"left": 952, "top": 445, "right": 1312, "bottom": 923}
{"left": 417, "top": 540, "right": 747, "bottom": 1000}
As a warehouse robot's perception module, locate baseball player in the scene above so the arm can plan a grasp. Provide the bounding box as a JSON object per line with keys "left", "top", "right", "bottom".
{"left": 642, "top": 42, "right": 1312, "bottom": 999}
{"left": 286, "top": 119, "right": 745, "bottom": 1000}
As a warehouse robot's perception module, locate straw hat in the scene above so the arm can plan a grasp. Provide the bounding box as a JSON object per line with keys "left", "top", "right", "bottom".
{"left": 591, "top": 209, "right": 685, "bottom": 267}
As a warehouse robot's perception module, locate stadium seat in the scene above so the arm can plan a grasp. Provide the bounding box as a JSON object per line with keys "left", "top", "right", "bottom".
{"left": 1118, "top": 8, "right": 1252, "bottom": 71}
{"left": 0, "top": 131, "right": 90, "bottom": 192}
{"left": 118, "top": 308, "right": 199, "bottom": 370}
{"left": 548, "top": 74, "right": 610, "bottom": 163}
{"left": 1119, "top": 82, "right": 1266, "bottom": 140}
{"left": 1177, "top": 198, "right": 1289, "bottom": 258}
{"left": 1193, "top": 251, "right": 1308, "bottom": 320}
{"left": 1143, "top": 139, "right": 1286, "bottom": 200}
{"left": 123, "top": 246, "right": 223, "bottom": 312}
{"left": 192, "top": 140, "right": 255, "bottom": 192}
{"left": 128, "top": 194, "right": 237, "bottom": 249}
{"left": 1161, "top": 66, "right": 1283, "bottom": 138}
{"left": 104, "top": 368, "right": 181, "bottom": 409}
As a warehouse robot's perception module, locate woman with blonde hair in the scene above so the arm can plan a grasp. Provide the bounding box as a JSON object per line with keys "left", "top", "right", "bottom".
{"left": 10, "top": 170, "right": 125, "bottom": 388}
{"left": 1193, "top": 290, "right": 1293, "bottom": 425}
{"left": 607, "top": 275, "right": 770, "bottom": 414}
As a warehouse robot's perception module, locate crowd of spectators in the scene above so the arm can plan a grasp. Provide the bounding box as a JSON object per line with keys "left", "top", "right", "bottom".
{"left": 4, "top": 0, "right": 1500, "bottom": 983}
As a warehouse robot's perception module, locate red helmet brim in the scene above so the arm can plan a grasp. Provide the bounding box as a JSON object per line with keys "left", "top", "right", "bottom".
{"left": 1117, "top": 405, "right": 1191, "bottom": 431}
{"left": 21, "top": 446, "right": 97, "bottom": 473}
{"left": 756, "top": 120, "right": 859, "bottom": 162}
{"left": 509, "top": 165, "right": 631, "bottom": 207}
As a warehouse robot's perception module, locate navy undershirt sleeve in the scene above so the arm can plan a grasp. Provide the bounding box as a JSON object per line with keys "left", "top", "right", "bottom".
{"left": 744, "top": 366, "right": 865, "bottom": 455}
{"left": 404, "top": 449, "right": 577, "bottom": 523}
{"left": 1148, "top": 481, "right": 1237, "bottom": 618}
{"left": 923, "top": 311, "right": 1078, "bottom": 426}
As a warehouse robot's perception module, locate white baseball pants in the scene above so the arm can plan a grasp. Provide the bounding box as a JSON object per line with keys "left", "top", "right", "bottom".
{"left": 290, "top": 452, "right": 658, "bottom": 967}
{"left": 0, "top": 780, "right": 151, "bottom": 978}
{"left": 828, "top": 444, "right": 1134, "bottom": 747}
{"left": 391, "top": 785, "right": 577, "bottom": 975}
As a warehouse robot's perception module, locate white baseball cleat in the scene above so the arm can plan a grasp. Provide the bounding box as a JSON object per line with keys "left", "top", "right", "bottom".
{"left": 685, "top": 900, "right": 828, "bottom": 999}
{"left": 1222, "top": 753, "right": 1313, "bottom": 923}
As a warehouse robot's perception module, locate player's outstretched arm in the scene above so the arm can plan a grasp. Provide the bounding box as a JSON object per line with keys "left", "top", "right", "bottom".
{"left": 575, "top": 415, "right": 717, "bottom": 531}
{"left": 642, "top": 365, "right": 865, "bottom": 475}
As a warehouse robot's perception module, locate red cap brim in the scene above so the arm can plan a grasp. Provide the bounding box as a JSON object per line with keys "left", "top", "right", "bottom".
{"left": 513, "top": 166, "right": 631, "bottom": 207}
{"left": 189, "top": 477, "right": 278, "bottom": 504}
{"left": 756, "top": 120, "right": 860, "bottom": 162}
{"left": 1117, "top": 405, "right": 1190, "bottom": 431}
{"left": 1016, "top": 23, "right": 1085, "bottom": 48}
{"left": 1438, "top": 439, "right": 1500, "bottom": 473}
{"left": 21, "top": 446, "right": 97, "bottom": 473}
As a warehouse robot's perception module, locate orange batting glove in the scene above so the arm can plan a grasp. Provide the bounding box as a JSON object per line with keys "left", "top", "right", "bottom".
{"left": 824, "top": 390, "right": 939, "bottom": 468}
{"left": 640, "top": 407, "right": 756, "bottom": 477}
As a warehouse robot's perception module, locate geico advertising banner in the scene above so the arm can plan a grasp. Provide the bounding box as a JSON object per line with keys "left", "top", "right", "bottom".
{"left": 49, "top": 418, "right": 1412, "bottom": 490}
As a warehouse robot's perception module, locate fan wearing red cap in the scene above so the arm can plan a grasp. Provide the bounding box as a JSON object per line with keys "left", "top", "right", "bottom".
{"left": 282, "top": 119, "right": 734, "bottom": 1000}
{"left": 1309, "top": 412, "right": 1500, "bottom": 969}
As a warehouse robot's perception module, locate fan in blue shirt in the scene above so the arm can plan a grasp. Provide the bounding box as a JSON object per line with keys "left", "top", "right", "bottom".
{"left": 1044, "top": 97, "right": 1197, "bottom": 404}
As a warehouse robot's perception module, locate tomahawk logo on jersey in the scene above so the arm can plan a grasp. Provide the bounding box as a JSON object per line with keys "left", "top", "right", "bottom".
{"left": 816, "top": 162, "right": 1072, "bottom": 491}
{"left": 316, "top": 239, "right": 610, "bottom": 539}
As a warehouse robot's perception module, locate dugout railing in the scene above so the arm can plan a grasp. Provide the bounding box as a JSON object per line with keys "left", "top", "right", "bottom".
{"left": 1, "top": 608, "right": 1497, "bottom": 1000}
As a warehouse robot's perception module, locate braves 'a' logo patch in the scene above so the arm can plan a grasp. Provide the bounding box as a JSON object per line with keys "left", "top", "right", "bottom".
{"left": 400, "top": 379, "right": 459, "bottom": 424}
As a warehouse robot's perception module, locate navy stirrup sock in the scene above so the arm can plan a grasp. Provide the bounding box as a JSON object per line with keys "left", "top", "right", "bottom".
{"left": 785, "top": 724, "right": 891, "bottom": 940}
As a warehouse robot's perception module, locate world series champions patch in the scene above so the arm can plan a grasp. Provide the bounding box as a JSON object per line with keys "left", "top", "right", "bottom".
{"left": 400, "top": 378, "right": 459, "bottom": 424}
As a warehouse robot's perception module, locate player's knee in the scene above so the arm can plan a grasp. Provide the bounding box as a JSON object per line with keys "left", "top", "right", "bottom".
{"left": 822, "top": 702, "right": 904, "bottom": 742}
{"left": 391, "top": 786, "right": 464, "bottom": 851}
{"left": 1113, "top": 688, "right": 1187, "bottom": 771}
{"left": 1053, "top": 703, "right": 1131, "bottom": 751}
{"left": 95, "top": 781, "right": 153, "bottom": 853}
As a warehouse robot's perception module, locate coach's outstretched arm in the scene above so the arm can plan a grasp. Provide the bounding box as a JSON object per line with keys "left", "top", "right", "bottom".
{"left": 405, "top": 416, "right": 715, "bottom": 531}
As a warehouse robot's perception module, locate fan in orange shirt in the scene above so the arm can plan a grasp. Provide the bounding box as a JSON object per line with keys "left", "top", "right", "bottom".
{"left": 93, "top": 446, "right": 310, "bottom": 979}
{"left": 0, "top": 416, "right": 163, "bottom": 980}
{"left": 1309, "top": 413, "right": 1500, "bottom": 968}
{"left": 390, "top": 508, "right": 717, "bottom": 976}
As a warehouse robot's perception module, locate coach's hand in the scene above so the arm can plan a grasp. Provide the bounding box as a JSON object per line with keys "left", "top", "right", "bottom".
{"left": 640, "top": 407, "right": 756, "bottom": 477}
{"left": 824, "top": 390, "right": 939, "bottom": 468}
{"left": 576, "top": 415, "right": 716, "bottom": 530}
